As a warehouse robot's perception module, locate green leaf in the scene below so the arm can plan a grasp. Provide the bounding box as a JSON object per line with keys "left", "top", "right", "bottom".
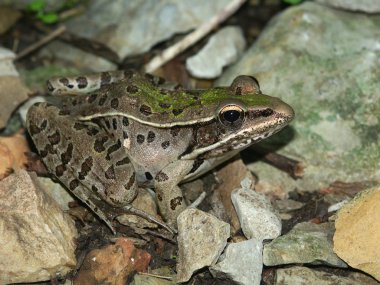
{"left": 283, "top": 0, "right": 304, "bottom": 4}
{"left": 28, "top": 0, "right": 46, "bottom": 12}
{"left": 39, "top": 12, "right": 59, "bottom": 24}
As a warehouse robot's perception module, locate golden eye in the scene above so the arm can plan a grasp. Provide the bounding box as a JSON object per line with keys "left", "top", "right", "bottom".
{"left": 219, "top": 105, "right": 244, "bottom": 126}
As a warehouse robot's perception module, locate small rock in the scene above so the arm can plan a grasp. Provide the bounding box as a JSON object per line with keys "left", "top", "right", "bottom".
{"left": 36, "top": 177, "right": 74, "bottom": 211}
{"left": 334, "top": 186, "right": 380, "bottom": 281}
{"left": 274, "top": 198, "right": 304, "bottom": 212}
{"left": 0, "top": 170, "right": 77, "bottom": 284}
{"left": 39, "top": 41, "right": 117, "bottom": 72}
{"left": 264, "top": 222, "right": 346, "bottom": 267}
{"left": 231, "top": 178, "right": 281, "bottom": 241}
{"left": 214, "top": 158, "right": 256, "bottom": 233}
{"left": 210, "top": 238, "right": 263, "bottom": 285}
{"left": 0, "top": 47, "right": 30, "bottom": 128}
{"left": 275, "top": 266, "right": 379, "bottom": 285}
{"left": 176, "top": 208, "right": 230, "bottom": 283}
{"left": 64, "top": 0, "right": 232, "bottom": 59}
{"left": 0, "top": 6, "right": 21, "bottom": 35}
{"left": 314, "top": 0, "right": 380, "bottom": 13}
{"left": 0, "top": 132, "right": 30, "bottom": 179}
{"left": 74, "top": 238, "right": 151, "bottom": 285}
{"left": 186, "top": 26, "right": 246, "bottom": 78}
{"left": 133, "top": 266, "right": 176, "bottom": 285}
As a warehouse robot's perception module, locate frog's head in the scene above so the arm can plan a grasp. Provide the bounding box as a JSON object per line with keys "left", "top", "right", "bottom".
{"left": 181, "top": 75, "right": 294, "bottom": 160}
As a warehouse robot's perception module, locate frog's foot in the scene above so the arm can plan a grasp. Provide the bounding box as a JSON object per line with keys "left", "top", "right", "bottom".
{"left": 109, "top": 205, "right": 177, "bottom": 235}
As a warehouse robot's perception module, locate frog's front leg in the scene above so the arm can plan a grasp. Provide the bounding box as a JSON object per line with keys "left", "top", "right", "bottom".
{"left": 154, "top": 160, "right": 194, "bottom": 226}
{"left": 27, "top": 102, "right": 140, "bottom": 230}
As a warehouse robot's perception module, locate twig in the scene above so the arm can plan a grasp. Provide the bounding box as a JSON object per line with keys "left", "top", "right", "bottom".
{"left": 144, "top": 0, "right": 247, "bottom": 73}
{"left": 137, "top": 271, "right": 173, "bottom": 280}
{"left": 262, "top": 152, "right": 304, "bottom": 179}
{"left": 251, "top": 146, "right": 304, "bottom": 179}
{"left": 15, "top": 25, "right": 67, "bottom": 60}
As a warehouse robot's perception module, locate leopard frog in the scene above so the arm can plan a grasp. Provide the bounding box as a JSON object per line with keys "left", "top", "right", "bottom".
{"left": 26, "top": 70, "right": 294, "bottom": 230}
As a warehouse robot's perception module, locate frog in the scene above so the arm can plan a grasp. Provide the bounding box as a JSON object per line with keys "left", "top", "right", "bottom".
{"left": 26, "top": 70, "right": 294, "bottom": 232}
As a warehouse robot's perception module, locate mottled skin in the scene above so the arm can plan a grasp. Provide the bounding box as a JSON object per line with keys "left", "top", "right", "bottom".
{"left": 26, "top": 70, "right": 294, "bottom": 230}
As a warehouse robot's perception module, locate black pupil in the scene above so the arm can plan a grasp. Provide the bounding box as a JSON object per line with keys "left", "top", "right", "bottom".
{"left": 223, "top": 110, "right": 241, "bottom": 123}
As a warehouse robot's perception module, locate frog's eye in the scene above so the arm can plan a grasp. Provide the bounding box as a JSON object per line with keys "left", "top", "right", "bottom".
{"left": 219, "top": 105, "right": 245, "bottom": 126}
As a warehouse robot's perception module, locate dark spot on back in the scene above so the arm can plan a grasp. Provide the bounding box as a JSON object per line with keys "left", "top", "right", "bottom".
{"left": 98, "top": 94, "right": 107, "bottom": 106}
{"left": 106, "top": 140, "right": 121, "bottom": 160}
{"left": 61, "top": 143, "right": 73, "bottom": 164}
{"left": 78, "top": 156, "right": 93, "bottom": 180}
{"left": 92, "top": 185, "right": 99, "bottom": 193}
{"left": 116, "top": 157, "right": 129, "bottom": 166}
{"left": 155, "top": 171, "right": 169, "bottom": 182}
{"left": 87, "top": 93, "right": 98, "bottom": 103}
{"left": 59, "top": 78, "right": 69, "bottom": 87}
{"left": 122, "top": 117, "right": 129, "bottom": 126}
{"left": 73, "top": 122, "right": 86, "bottom": 130}
{"left": 139, "top": 104, "right": 152, "bottom": 116}
{"left": 161, "top": 141, "right": 170, "bottom": 149}
{"left": 112, "top": 118, "right": 118, "bottom": 130}
{"left": 170, "top": 127, "right": 180, "bottom": 137}
{"left": 58, "top": 110, "right": 70, "bottom": 116}
{"left": 124, "top": 172, "right": 136, "bottom": 190}
{"left": 46, "top": 81, "right": 54, "bottom": 92}
{"left": 100, "top": 72, "right": 111, "bottom": 86}
{"left": 172, "top": 109, "right": 183, "bottom": 116}
{"left": 48, "top": 130, "right": 61, "bottom": 145}
{"left": 137, "top": 134, "right": 145, "bottom": 144}
{"left": 123, "top": 131, "right": 128, "bottom": 139}
{"left": 170, "top": 196, "right": 183, "bottom": 210}
{"left": 69, "top": 179, "right": 79, "bottom": 190}
{"left": 159, "top": 102, "right": 171, "bottom": 109}
{"left": 55, "top": 164, "right": 66, "bottom": 177}
{"left": 127, "top": 84, "right": 138, "bottom": 93}
{"left": 147, "top": 131, "right": 155, "bottom": 143}
{"left": 76, "top": 76, "right": 88, "bottom": 89}
{"left": 94, "top": 136, "right": 108, "bottom": 153}
{"left": 105, "top": 165, "right": 116, "bottom": 180}
{"left": 111, "top": 98, "right": 119, "bottom": 109}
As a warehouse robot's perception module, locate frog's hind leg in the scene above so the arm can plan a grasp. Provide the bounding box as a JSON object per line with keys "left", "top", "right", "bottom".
{"left": 27, "top": 102, "right": 136, "bottom": 232}
{"left": 27, "top": 103, "right": 174, "bottom": 233}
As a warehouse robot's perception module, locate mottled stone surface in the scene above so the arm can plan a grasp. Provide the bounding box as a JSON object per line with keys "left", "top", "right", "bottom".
{"left": 334, "top": 186, "right": 380, "bottom": 281}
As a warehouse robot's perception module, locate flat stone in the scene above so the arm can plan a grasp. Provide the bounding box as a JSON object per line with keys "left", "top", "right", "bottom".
{"left": 275, "top": 266, "right": 379, "bottom": 285}
{"left": 264, "top": 222, "right": 346, "bottom": 267}
{"left": 176, "top": 208, "right": 230, "bottom": 283}
{"left": 315, "top": 0, "right": 380, "bottom": 13}
{"left": 334, "top": 186, "right": 380, "bottom": 281}
{"left": 74, "top": 238, "right": 151, "bottom": 285}
{"left": 186, "top": 26, "right": 246, "bottom": 78}
{"left": 64, "top": 0, "right": 232, "bottom": 60}
{"left": 231, "top": 178, "right": 282, "bottom": 241}
{"left": 210, "top": 238, "right": 263, "bottom": 285}
{"left": 0, "top": 170, "right": 77, "bottom": 284}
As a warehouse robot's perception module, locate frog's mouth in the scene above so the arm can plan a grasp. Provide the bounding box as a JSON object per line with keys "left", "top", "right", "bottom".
{"left": 181, "top": 113, "right": 292, "bottom": 160}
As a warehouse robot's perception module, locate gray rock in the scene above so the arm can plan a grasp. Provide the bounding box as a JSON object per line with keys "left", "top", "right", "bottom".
{"left": 39, "top": 41, "right": 117, "bottom": 72}
{"left": 176, "top": 208, "right": 230, "bottom": 283}
{"left": 210, "top": 238, "right": 263, "bottom": 285}
{"left": 0, "top": 47, "right": 17, "bottom": 76}
{"left": 0, "top": 170, "right": 77, "bottom": 284}
{"left": 218, "top": 2, "right": 380, "bottom": 193}
{"left": 65, "top": 0, "right": 231, "bottom": 60}
{"left": 231, "top": 178, "right": 282, "bottom": 241}
{"left": 186, "top": 26, "right": 246, "bottom": 78}
{"left": 264, "top": 222, "right": 347, "bottom": 267}
{"left": 275, "top": 266, "right": 380, "bottom": 285}
{"left": 314, "top": 0, "right": 380, "bottom": 13}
